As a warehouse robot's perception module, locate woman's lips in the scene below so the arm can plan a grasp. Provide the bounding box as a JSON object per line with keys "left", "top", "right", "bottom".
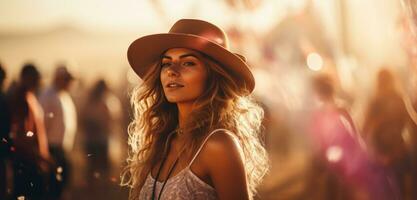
{"left": 165, "top": 82, "right": 184, "bottom": 88}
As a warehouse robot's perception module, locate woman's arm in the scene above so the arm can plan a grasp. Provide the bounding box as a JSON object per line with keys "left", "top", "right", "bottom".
{"left": 27, "top": 92, "right": 50, "bottom": 159}
{"left": 200, "top": 131, "right": 249, "bottom": 200}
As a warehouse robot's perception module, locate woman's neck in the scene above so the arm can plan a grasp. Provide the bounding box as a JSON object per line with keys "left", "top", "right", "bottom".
{"left": 177, "top": 102, "right": 194, "bottom": 129}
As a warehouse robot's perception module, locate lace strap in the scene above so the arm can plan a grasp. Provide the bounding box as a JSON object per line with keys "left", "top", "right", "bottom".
{"left": 187, "top": 129, "right": 230, "bottom": 167}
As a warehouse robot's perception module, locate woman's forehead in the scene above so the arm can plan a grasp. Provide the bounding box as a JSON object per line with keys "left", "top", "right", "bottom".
{"left": 163, "top": 48, "right": 201, "bottom": 58}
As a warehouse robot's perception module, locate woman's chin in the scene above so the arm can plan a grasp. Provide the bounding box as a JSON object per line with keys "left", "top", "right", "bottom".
{"left": 166, "top": 96, "right": 182, "bottom": 103}
{"left": 166, "top": 96, "right": 197, "bottom": 104}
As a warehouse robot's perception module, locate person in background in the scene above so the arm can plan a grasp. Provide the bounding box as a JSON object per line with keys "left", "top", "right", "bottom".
{"left": 0, "top": 63, "right": 11, "bottom": 199}
{"left": 81, "top": 79, "right": 112, "bottom": 184}
{"left": 307, "top": 74, "right": 391, "bottom": 200}
{"left": 40, "top": 65, "right": 77, "bottom": 199}
{"left": 8, "top": 63, "right": 52, "bottom": 200}
{"left": 363, "top": 68, "right": 417, "bottom": 199}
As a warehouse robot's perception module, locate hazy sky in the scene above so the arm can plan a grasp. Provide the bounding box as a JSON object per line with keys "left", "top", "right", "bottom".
{"left": 0, "top": 0, "right": 407, "bottom": 84}
{"left": 0, "top": 0, "right": 304, "bottom": 34}
{"left": 0, "top": 0, "right": 164, "bottom": 32}
{"left": 0, "top": 0, "right": 298, "bottom": 83}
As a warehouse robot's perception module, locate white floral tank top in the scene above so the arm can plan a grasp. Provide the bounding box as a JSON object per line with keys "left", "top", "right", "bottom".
{"left": 138, "top": 129, "right": 230, "bottom": 200}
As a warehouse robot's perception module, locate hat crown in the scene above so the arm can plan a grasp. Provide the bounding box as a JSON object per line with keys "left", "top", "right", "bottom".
{"left": 169, "top": 19, "right": 229, "bottom": 49}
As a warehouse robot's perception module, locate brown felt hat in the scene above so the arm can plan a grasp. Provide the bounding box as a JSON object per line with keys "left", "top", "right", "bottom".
{"left": 127, "top": 19, "right": 255, "bottom": 93}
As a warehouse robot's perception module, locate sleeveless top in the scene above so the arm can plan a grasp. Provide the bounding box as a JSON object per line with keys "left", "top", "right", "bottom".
{"left": 138, "top": 129, "right": 231, "bottom": 200}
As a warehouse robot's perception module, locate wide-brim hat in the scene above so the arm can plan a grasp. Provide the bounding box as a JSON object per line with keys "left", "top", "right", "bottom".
{"left": 127, "top": 19, "right": 255, "bottom": 94}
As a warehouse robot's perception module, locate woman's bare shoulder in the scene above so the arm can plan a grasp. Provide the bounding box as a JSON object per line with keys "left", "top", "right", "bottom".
{"left": 199, "top": 130, "right": 244, "bottom": 170}
{"left": 197, "top": 130, "right": 249, "bottom": 199}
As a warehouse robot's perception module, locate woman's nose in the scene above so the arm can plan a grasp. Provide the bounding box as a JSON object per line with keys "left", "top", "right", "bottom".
{"left": 167, "top": 65, "right": 179, "bottom": 77}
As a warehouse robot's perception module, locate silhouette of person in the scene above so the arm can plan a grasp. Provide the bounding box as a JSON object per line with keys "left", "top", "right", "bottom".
{"left": 0, "top": 63, "right": 11, "bottom": 199}
{"left": 40, "top": 65, "right": 77, "bottom": 198}
{"left": 8, "top": 63, "right": 52, "bottom": 200}
{"left": 82, "top": 80, "right": 112, "bottom": 183}
{"left": 307, "top": 74, "right": 393, "bottom": 200}
{"left": 363, "top": 68, "right": 417, "bottom": 199}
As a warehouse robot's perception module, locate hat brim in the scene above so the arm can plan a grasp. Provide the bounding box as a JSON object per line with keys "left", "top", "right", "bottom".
{"left": 127, "top": 33, "right": 255, "bottom": 93}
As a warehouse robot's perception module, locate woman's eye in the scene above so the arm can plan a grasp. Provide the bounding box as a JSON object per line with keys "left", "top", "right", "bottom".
{"left": 183, "top": 61, "right": 196, "bottom": 66}
{"left": 161, "top": 62, "right": 171, "bottom": 68}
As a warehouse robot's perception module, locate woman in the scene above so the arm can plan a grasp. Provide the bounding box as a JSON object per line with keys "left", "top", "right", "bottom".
{"left": 121, "top": 19, "right": 269, "bottom": 200}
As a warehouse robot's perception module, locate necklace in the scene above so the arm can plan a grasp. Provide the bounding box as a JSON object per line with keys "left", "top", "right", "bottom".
{"left": 151, "top": 134, "right": 187, "bottom": 200}
{"left": 176, "top": 127, "right": 184, "bottom": 136}
{"left": 151, "top": 154, "right": 180, "bottom": 200}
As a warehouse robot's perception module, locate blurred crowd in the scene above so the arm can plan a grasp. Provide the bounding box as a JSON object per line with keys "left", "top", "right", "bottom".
{"left": 1, "top": 61, "right": 417, "bottom": 200}
{"left": 253, "top": 67, "right": 417, "bottom": 200}
{"left": 0, "top": 62, "right": 129, "bottom": 200}
{"left": 302, "top": 71, "right": 417, "bottom": 200}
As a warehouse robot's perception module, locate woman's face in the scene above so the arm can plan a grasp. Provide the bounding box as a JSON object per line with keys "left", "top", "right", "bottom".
{"left": 160, "top": 48, "right": 208, "bottom": 104}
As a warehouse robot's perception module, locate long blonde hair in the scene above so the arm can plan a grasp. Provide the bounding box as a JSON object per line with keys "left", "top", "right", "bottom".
{"left": 121, "top": 53, "right": 269, "bottom": 199}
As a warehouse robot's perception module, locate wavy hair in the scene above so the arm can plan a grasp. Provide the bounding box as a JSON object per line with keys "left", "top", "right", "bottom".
{"left": 121, "top": 52, "right": 269, "bottom": 199}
